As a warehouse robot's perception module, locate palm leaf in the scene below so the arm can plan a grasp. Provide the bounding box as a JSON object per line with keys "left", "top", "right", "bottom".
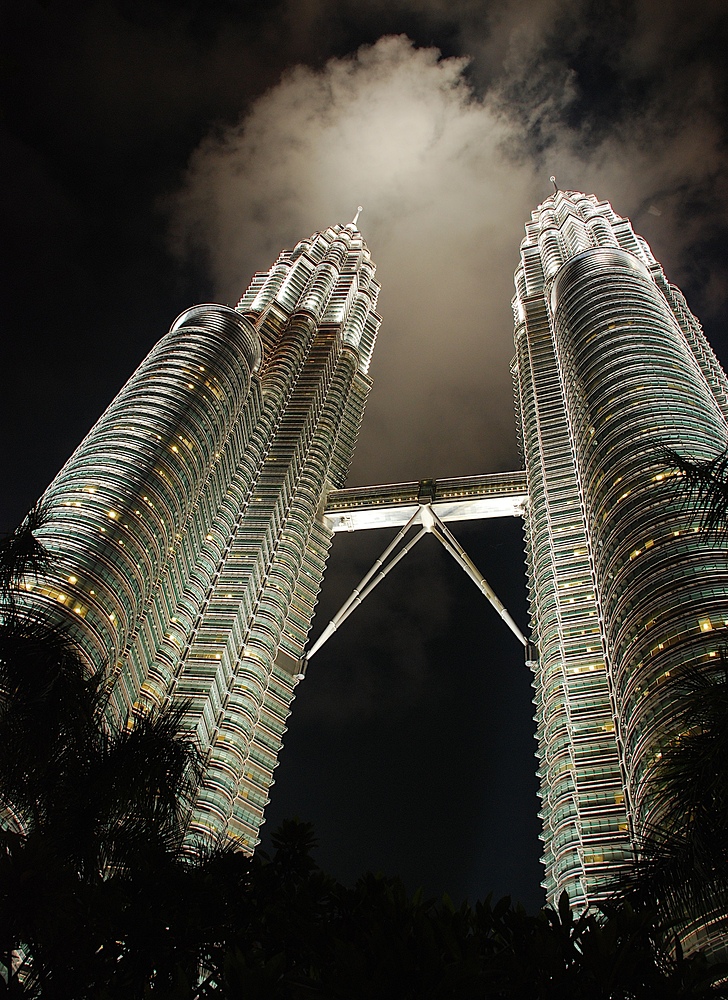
{"left": 88, "top": 703, "right": 203, "bottom": 873}
{"left": 664, "top": 446, "right": 728, "bottom": 539}
{"left": 613, "top": 659, "right": 728, "bottom": 944}
{"left": 0, "top": 505, "right": 54, "bottom": 600}
{"left": 0, "top": 619, "right": 106, "bottom": 830}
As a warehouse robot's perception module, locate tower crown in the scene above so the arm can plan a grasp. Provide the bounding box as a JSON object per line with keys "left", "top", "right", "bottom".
{"left": 237, "top": 221, "right": 380, "bottom": 374}
{"left": 515, "top": 191, "right": 657, "bottom": 304}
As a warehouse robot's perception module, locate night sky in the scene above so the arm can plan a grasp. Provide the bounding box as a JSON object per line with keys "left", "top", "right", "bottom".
{"left": 2, "top": 0, "right": 728, "bottom": 912}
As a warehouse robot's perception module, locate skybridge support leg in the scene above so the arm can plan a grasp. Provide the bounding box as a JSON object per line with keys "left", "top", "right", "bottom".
{"left": 302, "top": 502, "right": 531, "bottom": 669}
{"left": 425, "top": 508, "right": 528, "bottom": 647}
{"left": 305, "top": 515, "right": 427, "bottom": 663}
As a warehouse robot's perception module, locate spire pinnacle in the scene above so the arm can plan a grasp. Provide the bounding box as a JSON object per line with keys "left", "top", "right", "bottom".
{"left": 550, "top": 176, "right": 558, "bottom": 194}
{"left": 352, "top": 205, "right": 363, "bottom": 226}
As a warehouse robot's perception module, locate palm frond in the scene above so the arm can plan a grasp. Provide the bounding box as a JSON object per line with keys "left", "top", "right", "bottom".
{"left": 614, "top": 824, "right": 728, "bottom": 937}
{"left": 89, "top": 702, "right": 203, "bottom": 872}
{"left": 0, "top": 504, "right": 54, "bottom": 599}
{"left": 664, "top": 446, "right": 728, "bottom": 539}
{"left": 646, "top": 659, "right": 728, "bottom": 828}
{"left": 613, "top": 657, "right": 728, "bottom": 943}
{"left": 0, "top": 619, "right": 107, "bottom": 829}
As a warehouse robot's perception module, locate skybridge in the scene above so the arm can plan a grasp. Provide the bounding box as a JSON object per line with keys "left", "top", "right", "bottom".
{"left": 304, "top": 472, "right": 533, "bottom": 668}
{"left": 323, "top": 471, "right": 528, "bottom": 532}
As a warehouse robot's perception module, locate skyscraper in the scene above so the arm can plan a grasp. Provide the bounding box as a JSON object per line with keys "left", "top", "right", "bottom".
{"left": 9, "top": 186, "right": 728, "bottom": 945}
{"left": 511, "top": 189, "right": 728, "bottom": 920}
{"left": 16, "top": 217, "right": 380, "bottom": 850}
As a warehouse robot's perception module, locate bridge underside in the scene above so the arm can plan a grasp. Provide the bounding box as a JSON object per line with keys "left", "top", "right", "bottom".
{"left": 323, "top": 471, "right": 527, "bottom": 532}
{"left": 308, "top": 472, "right": 532, "bottom": 665}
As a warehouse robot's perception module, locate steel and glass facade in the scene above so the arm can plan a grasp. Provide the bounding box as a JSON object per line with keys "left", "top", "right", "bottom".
{"left": 512, "top": 190, "right": 728, "bottom": 916}
{"left": 10, "top": 187, "right": 728, "bottom": 943}
{"left": 15, "top": 220, "right": 380, "bottom": 850}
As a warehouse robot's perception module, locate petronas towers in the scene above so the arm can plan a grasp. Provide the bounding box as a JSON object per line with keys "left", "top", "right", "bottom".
{"left": 8, "top": 192, "right": 728, "bottom": 946}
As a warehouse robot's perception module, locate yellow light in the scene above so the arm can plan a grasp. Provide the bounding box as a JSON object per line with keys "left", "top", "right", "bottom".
{"left": 172, "top": 445, "right": 178, "bottom": 453}
{"left": 68, "top": 575, "right": 77, "bottom": 585}
{"left": 108, "top": 511, "right": 118, "bottom": 520}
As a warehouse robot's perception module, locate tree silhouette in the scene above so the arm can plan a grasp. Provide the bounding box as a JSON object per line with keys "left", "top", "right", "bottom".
{"left": 2, "top": 505, "right": 728, "bottom": 998}
{"left": 612, "top": 449, "right": 728, "bottom": 957}
{"left": 0, "top": 510, "right": 209, "bottom": 997}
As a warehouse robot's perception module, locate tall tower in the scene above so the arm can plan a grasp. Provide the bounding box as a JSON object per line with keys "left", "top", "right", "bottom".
{"left": 16, "top": 218, "right": 380, "bottom": 850}
{"left": 512, "top": 190, "right": 728, "bottom": 911}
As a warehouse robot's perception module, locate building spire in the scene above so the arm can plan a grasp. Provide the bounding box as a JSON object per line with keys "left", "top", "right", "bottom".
{"left": 550, "top": 175, "right": 558, "bottom": 194}
{"left": 352, "top": 205, "right": 363, "bottom": 227}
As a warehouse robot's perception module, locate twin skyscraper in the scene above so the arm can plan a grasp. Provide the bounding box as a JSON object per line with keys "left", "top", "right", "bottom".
{"left": 10, "top": 192, "right": 728, "bottom": 946}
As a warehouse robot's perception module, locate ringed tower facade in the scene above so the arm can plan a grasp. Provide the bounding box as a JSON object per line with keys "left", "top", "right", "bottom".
{"left": 512, "top": 189, "right": 728, "bottom": 912}
{"left": 14, "top": 218, "right": 380, "bottom": 850}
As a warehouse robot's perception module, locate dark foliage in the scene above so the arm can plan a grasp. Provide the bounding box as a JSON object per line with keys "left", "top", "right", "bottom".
{"left": 611, "top": 448, "right": 728, "bottom": 952}
{"left": 0, "top": 508, "right": 54, "bottom": 601}
{"left": 1, "top": 507, "right": 727, "bottom": 997}
{"left": 0, "top": 510, "right": 206, "bottom": 996}
{"left": 664, "top": 448, "right": 728, "bottom": 540}
{"left": 613, "top": 660, "right": 728, "bottom": 949}
{"left": 191, "top": 853, "right": 728, "bottom": 1000}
